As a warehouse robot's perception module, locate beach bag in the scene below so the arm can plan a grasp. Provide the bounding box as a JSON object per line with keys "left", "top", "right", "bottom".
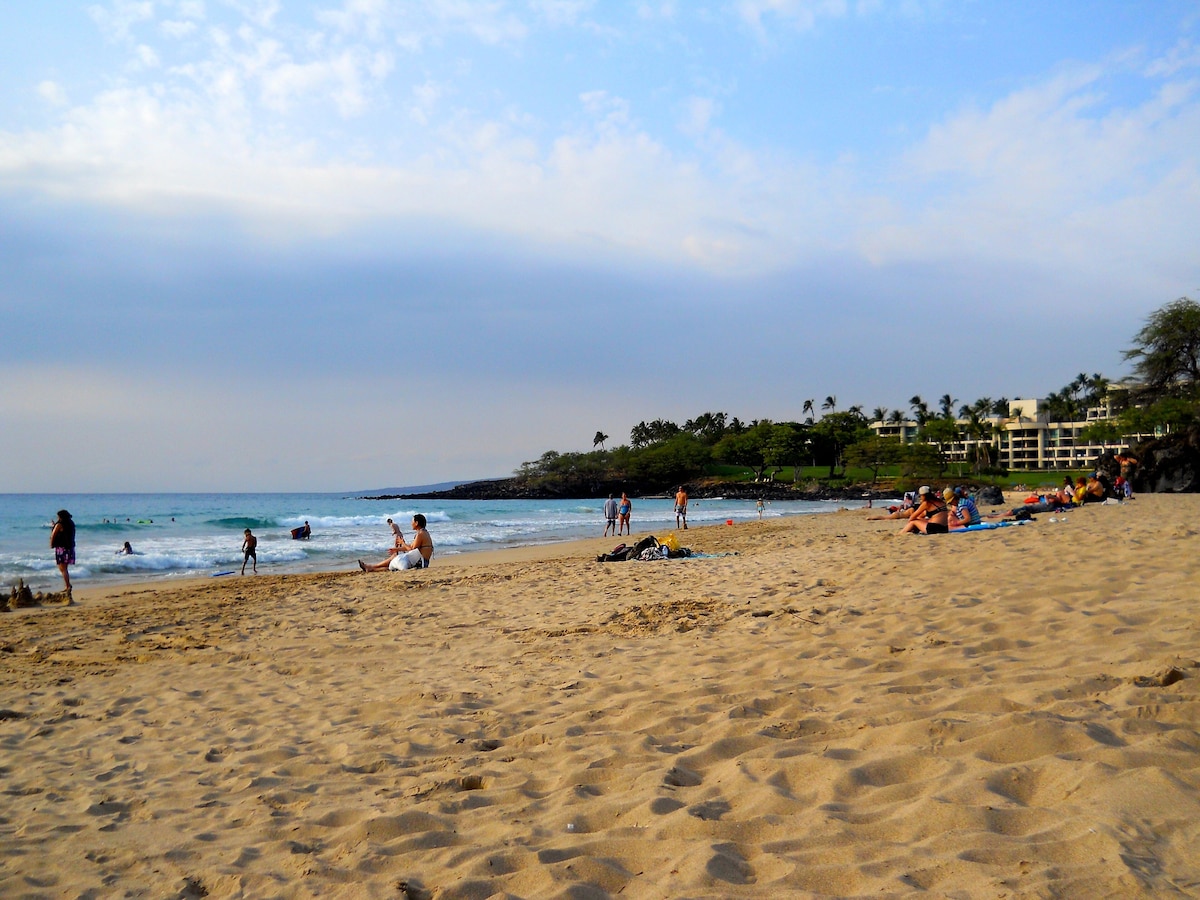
{"left": 660, "top": 533, "right": 681, "bottom": 552}
{"left": 596, "top": 543, "right": 628, "bottom": 563}
{"left": 631, "top": 536, "right": 659, "bottom": 556}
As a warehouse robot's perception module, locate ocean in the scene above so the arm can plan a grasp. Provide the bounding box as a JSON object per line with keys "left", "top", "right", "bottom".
{"left": 1, "top": 492, "right": 850, "bottom": 592}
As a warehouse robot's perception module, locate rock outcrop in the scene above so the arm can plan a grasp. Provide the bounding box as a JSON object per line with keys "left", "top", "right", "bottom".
{"left": 1114, "top": 426, "right": 1200, "bottom": 493}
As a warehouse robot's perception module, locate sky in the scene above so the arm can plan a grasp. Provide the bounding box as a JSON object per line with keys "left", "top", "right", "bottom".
{"left": 2, "top": 1, "right": 1199, "bottom": 492}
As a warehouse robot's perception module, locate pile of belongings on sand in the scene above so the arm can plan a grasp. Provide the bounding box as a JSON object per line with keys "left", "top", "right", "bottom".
{"left": 597, "top": 534, "right": 691, "bottom": 562}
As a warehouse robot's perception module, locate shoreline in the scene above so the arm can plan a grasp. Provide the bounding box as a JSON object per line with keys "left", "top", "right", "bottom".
{"left": 4, "top": 494, "right": 1197, "bottom": 897}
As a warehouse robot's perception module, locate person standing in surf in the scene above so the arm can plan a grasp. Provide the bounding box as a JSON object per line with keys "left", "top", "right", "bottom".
{"left": 241, "top": 528, "right": 258, "bottom": 575}
{"left": 50, "top": 509, "right": 76, "bottom": 594}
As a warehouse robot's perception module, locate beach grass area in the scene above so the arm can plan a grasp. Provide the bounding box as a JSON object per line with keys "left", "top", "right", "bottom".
{"left": 3, "top": 494, "right": 1199, "bottom": 898}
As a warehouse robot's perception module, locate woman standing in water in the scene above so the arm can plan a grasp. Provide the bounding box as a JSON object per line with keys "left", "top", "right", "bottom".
{"left": 50, "top": 509, "right": 76, "bottom": 593}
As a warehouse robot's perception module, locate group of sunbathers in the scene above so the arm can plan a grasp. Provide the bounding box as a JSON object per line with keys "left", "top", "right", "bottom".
{"left": 1016, "top": 473, "right": 1132, "bottom": 514}
{"left": 869, "top": 469, "right": 1133, "bottom": 535}
{"left": 900, "top": 485, "right": 981, "bottom": 534}
{"left": 867, "top": 485, "right": 981, "bottom": 533}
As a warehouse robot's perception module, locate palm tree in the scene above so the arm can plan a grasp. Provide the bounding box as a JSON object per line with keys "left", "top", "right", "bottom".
{"left": 802, "top": 399, "right": 815, "bottom": 423}
{"left": 887, "top": 409, "right": 905, "bottom": 424}
{"left": 938, "top": 393, "right": 957, "bottom": 419}
{"left": 871, "top": 406, "right": 889, "bottom": 423}
{"left": 822, "top": 395, "right": 837, "bottom": 413}
{"left": 593, "top": 431, "right": 608, "bottom": 450}
{"left": 909, "top": 395, "right": 930, "bottom": 424}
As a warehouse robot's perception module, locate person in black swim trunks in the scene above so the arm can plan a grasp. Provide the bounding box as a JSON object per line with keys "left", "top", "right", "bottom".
{"left": 900, "top": 486, "right": 951, "bottom": 535}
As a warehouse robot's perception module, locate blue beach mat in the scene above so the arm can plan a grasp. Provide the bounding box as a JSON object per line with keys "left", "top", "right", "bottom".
{"left": 958, "top": 521, "right": 1029, "bottom": 532}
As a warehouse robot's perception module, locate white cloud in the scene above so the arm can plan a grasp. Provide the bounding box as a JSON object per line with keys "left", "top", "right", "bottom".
{"left": 37, "top": 81, "right": 69, "bottom": 107}
{"left": 858, "top": 62, "right": 1200, "bottom": 292}
{"left": 1146, "top": 38, "right": 1200, "bottom": 77}
{"left": 162, "top": 19, "right": 199, "bottom": 37}
{"left": 679, "top": 95, "right": 718, "bottom": 138}
{"left": 223, "top": 0, "right": 281, "bottom": 29}
{"left": 88, "top": 0, "right": 155, "bottom": 42}
{"left": 736, "top": 0, "right": 849, "bottom": 36}
{"left": 529, "top": 0, "right": 595, "bottom": 27}
{"left": 135, "top": 43, "right": 162, "bottom": 68}
{"left": 636, "top": 2, "right": 676, "bottom": 21}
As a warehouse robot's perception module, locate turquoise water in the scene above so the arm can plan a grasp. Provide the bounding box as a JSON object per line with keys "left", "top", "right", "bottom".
{"left": 1, "top": 492, "right": 846, "bottom": 592}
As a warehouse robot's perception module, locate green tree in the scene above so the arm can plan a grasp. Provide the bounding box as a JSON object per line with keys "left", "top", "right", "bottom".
{"left": 844, "top": 435, "right": 902, "bottom": 484}
{"left": 1123, "top": 296, "right": 1200, "bottom": 401}
{"left": 810, "top": 410, "right": 870, "bottom": 477}
{"left": 919, "top": 417, "right": 960, "bottom": 476}
{"left": 627, "top": 433, "right": 710, "bottom": 484}
{"left": 713, "top": 420, "right": 778, "bottom": 481}
{"left": 764, "top": 423, "right": 811, "bottom": 483}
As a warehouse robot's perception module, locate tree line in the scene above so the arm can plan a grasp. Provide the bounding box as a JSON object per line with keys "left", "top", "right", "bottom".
{"left": 516, "top": 297, "right": 1200, "bottom": 492}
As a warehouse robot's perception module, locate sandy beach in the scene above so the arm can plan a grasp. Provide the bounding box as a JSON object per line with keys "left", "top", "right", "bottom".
{"left": 3, "top": 493, "right": 1199, "bottom": 898}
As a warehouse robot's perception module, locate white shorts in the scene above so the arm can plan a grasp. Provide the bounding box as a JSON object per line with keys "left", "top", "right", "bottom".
{"left": 389, "top": 548, "right": 426, "bottom": 570}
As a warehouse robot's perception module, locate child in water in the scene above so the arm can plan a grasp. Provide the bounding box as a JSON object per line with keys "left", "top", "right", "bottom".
{"left": 241, "top": 529, "right": 258, "bottom": 575}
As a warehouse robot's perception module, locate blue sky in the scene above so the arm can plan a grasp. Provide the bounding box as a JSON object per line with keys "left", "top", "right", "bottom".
{"left": 2, "top": 1, "right": 1199, "bottom": 491}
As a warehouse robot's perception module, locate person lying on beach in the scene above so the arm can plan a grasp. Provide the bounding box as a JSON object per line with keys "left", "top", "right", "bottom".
{"left": 900, "top": 486, "right": 950, "bottom": 535}
{"left": 360, "top": 514, "right": 433, "bottom": 571}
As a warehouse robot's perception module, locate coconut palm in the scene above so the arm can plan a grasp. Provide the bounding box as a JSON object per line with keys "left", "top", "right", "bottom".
{"left": 593, "top": 431, "right": 608, "bottom": 450}
{"left": 909, "top": 395, "right": 930, "bottom": 424}
{"left": 938, "top": 393, "right": 957, "bottom": 419}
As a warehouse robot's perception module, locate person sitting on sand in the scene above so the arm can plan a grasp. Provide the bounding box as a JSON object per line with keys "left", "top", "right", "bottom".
{"left": 946, "top": 487, "right": 982, "bottom": 529}
{"left": 360, "top": 514, "right": 433, "bottom": 571}
{"left": 900, "top": 486, "right": 951, "bottom": 535}
{"left": 1082, "top": 475, "right": 1107, "bottom": 504}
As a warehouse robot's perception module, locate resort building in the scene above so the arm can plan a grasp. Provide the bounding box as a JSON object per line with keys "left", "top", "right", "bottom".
{"left": 869, "top": 398, "right": 1149, "bottom": 471}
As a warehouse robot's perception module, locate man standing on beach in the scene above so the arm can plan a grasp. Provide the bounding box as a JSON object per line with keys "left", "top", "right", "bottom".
{"left": 603, "top": 495, "right": 618, "bottom": 536}
{"left": 674, "top": 486, "right": 689, "bottom": 529}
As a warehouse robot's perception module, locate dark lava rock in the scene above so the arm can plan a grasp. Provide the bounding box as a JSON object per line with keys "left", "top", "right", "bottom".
{"left": 1120, "top": 426, "right": 1200, "bottom": 493}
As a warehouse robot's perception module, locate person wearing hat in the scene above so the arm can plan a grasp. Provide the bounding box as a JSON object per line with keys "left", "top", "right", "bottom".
{"left": 955, "top": 487, "right": 981, "bottom": 525}
{"left": 900, "top": 486, "right": 950, "bottom": 534}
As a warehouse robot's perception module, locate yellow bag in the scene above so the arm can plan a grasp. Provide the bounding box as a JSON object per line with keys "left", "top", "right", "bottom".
{"left": 660, "top": 532, "right": 681, "bottom": 552}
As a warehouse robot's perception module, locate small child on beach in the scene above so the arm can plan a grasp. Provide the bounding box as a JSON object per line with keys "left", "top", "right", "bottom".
{"left": 241, "top": 529, "right": 258, "bottom": 575}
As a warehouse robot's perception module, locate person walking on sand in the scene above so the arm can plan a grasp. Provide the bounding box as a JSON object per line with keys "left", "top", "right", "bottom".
{"left": 674, "top": 486, "right": 689, "bottom": 529}
{"left": 387, "top": 518, "right": 403, "bottom": 547}
{"left": 50, "top": 509, "right": 76, "bottom": 593}
{"left": 603, "top": 495, "right": 619, "bottom": 537}
{"left": 241, "top": 528, "right": 258, "bottom": 575}
{"left": 618, "top": 493, "right": 632, "bottom": 536}
{"left": 360, "top": 514, "right": 434, "bottom": 571}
